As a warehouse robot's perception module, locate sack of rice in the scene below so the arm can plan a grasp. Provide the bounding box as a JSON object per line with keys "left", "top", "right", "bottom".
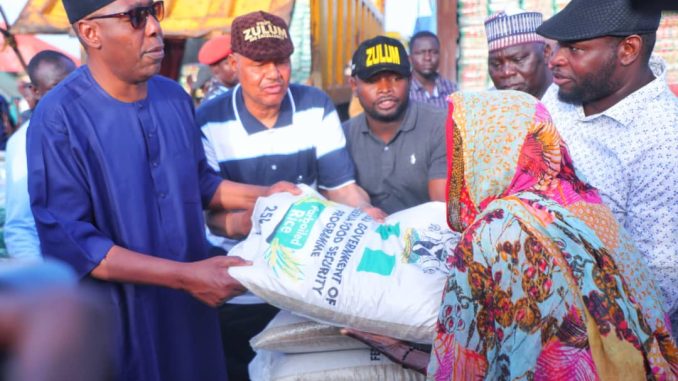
{"left": 249, "top": 348, "right": 425, "bottom": 381}
{"left": 229, "top": 185, "right": 460, "bottom": 343}
{"left": 251, "top": 310, "right": 366, "bottom": 354}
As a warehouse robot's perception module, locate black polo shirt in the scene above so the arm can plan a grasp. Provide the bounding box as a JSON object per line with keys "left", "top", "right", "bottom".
{"left": 342, "top": 101, "right": 447, "bottom": 214}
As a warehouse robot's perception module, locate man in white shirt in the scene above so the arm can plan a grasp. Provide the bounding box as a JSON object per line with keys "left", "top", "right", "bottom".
{"left": 4, "top": 50, "right": 76, "bottom": 260}
{"left": 538, "top": 0, "right": 678, "bottom": 337}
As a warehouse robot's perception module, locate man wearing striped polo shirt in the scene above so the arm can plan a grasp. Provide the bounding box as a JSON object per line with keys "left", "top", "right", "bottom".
{"left": 196, "top": 11, "right": 384, "bottom": 380}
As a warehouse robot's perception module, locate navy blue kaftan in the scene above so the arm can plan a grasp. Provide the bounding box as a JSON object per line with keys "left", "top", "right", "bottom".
{"left": 27, "top": 66, "right": 227, "bottom": 381}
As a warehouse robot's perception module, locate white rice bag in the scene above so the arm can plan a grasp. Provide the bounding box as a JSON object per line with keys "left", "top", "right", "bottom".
{"left": 229, "top": 185, "right": 459, "bottom": 343}
{"left": 249, "top": 348, "right": 425, "bottom": 381}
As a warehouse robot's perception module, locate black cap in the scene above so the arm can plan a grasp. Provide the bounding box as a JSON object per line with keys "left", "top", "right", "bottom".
{"left": 62, "top": 0, "right": 116, "bottom": 24}
{"left": 351, "top": 36, "right": 410, "bottom": 80}
{"left": 537, "top": 0, "right": 661, "bottom": 42}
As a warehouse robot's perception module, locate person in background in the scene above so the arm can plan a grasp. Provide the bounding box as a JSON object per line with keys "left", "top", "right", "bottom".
{"left": 26, "top": 1, "right": 298, "bottom": 380}
{"left": 15, "top": 75, "right": 37, "bottom": 127}
{"left": 344, "top": 91, "right": 678, "bottom": 380}
{"left": 4, "top": 50, "right": 76, "bottom": 261}
{"left": 0, "top": 97, "right": 16, "bottom": 150}
{"left": 484, "top": 9, "right": 552, "bottom": 99}
{"left": 408, "top": 31, "right": 458, "bottom": 108}
{"left": 0, "top": 261, "right": 115, "bottom": 381}
{"left": 344, "top": 36, "right": 446, "bottom": 214}
{"left": 197, "top": 34, "right": 238, "bottom": 101}
{"left": 196, "top": 11, "right": 383, "bottom": 380}
{"left": 537, "top": 0, "right": 678, "bottom": 338}
{"left": 187, "top": 64, "right": 212, "bottom": 105}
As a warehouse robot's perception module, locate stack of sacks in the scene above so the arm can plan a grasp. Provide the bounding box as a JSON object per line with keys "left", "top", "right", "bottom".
{"left": 229, "top": 185, "right": 461, "bottom": 344}
{"left": 249, "top": 310, "right": 424, "bottom": 381}
{"left": 250, "top": 310, "right": 367, "bottom": 354}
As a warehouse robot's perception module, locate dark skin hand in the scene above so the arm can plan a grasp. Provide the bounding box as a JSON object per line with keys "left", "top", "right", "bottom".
{"left": 91, "top": 246, "right": 251, "bottom": 307}
{"left": 340, "top": 328, "right": 430, "bottom": 374}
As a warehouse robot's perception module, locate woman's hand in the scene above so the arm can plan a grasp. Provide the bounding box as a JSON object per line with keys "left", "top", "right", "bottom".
{"left": 340, "top": 328, "right": 430, "bottom": 374}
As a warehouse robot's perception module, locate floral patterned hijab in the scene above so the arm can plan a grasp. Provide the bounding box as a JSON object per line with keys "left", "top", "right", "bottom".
{"left": 430, "top": 91, "right": 677, "bottom": 380}
{"left": 445, "top": 90, "right": 600, "bottom": 232}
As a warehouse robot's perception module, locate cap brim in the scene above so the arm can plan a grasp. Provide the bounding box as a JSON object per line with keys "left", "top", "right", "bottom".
{"left": 355, "top": 65, "right": 411, "bottom": 80}
{"left": 232, "top": 48, "right": 293, "bottom": 62}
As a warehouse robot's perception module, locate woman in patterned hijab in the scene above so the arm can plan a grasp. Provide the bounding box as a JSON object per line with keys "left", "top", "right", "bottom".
{"left": 345, "top": 91, "right": 677, "bottom": 380}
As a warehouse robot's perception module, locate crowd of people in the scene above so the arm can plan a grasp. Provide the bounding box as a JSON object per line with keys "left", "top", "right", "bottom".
{"left": 0, "top": 0, "right": 676, "bottom": 379}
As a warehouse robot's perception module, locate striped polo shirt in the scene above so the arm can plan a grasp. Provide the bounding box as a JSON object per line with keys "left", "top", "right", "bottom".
{"left": 197, "top": 83, "right": 356, "bottom": 190}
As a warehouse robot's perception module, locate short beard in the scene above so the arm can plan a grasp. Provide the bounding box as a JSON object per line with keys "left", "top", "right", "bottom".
{"left": 557, "top": 51, "right": 620, "bottom": 105}
{"left": 418, "top": 70, "right": 438, "bottom": 81}
{"left": 363, "top": 96, "right": 410, "bottom": 123}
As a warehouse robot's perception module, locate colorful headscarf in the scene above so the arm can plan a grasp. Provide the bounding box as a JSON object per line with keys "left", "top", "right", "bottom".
{"left": 429, "top": 91, "right": 677, "bottom": 380}
{"left": 445, "top": 90, "right": 600, "bottom": 232}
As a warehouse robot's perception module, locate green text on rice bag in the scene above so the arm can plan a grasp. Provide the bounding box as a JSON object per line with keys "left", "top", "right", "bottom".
{"left": 275, "top": 200, "right": 326, "bottom": 250}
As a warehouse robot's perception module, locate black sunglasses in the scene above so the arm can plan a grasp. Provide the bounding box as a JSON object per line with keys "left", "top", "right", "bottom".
{"left": 86, "top": 1, "right": 165, "bottom": 30}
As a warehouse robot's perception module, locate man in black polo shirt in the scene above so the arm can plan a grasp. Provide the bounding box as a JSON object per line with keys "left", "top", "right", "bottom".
{"left": 343, "top": 36, "right": 447, "bottom": 214}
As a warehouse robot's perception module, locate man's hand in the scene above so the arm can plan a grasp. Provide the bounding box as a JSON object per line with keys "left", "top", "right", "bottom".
{"left": 265, "top": 181, "right": 302, "bottom": 196}
{"left": 205, "top": 209, "right": 253, "bottom": 239}
{"left": 180, "top": 256, "right": 250, "bottom": 307}
{"left": 323, "top": 183, "right": 386, "bottom": 221}
{"left": 361, "top": 205, "right": 387, "bottom": 222}
{"left": 230, "top": 209, "right": 253, "bottom": 238}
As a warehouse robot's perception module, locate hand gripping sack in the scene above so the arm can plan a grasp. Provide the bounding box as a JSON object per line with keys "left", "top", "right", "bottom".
{"left": 229, "top": 185, "right": 460, "bottom": 343}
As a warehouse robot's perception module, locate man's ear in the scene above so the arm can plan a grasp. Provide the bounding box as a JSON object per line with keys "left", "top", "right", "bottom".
{"left": 224, "top": 54, "right": 237, "bottom": 76}
{"left": 230, "top": 53, "right": 239, "bottom": 73}
{"left": 543, "top": 41, "right": 553, "bottom": 61}
{"left": 75, "top": 20, "right": 102, "bottom": 50}
{"left": 349, "top": 76, "right": 358, "bottom": 96}
{"left": 618, "top": 35, "right": 642, "bottom": 66}
{"left": 30, "top": 83, "right": 42, "bottom": 102}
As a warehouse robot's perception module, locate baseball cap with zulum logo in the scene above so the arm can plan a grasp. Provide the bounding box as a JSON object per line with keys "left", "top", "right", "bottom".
{"left": 351, "top": 36, "right": 411, "bottom": 80}
{"left": 231, "top": 11, "right": 294, "bottom": 62}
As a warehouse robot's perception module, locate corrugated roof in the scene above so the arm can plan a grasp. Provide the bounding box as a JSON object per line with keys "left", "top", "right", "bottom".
{"left": 12, "top": 0, "right": 293, "bottom": 38}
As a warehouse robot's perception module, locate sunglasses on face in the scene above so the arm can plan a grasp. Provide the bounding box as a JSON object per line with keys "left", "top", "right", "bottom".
{"left": 86, "top": 1, "right": 165, "bottom": 30}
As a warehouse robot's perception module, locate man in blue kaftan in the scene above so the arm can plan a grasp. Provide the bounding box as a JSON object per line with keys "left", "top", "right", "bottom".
{"left": 26, "top": 0, "right": 297, "bottom": 380}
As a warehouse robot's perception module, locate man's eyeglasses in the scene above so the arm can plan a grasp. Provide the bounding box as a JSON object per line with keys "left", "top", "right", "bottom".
{"left": 86, "top": 1, "right": 165, "bottom": 30}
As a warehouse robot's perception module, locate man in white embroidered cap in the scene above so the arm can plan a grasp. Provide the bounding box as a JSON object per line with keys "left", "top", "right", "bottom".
{"left": 484, "top": 9, "right": 552, "bottom": 99}
{"left": 26, "top": 1, "right": 299, "bottom": 380}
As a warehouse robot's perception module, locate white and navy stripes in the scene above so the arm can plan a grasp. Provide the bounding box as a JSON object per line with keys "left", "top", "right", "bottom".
{"left": 196, "top": 83, "right": 355, "bottom": 190}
